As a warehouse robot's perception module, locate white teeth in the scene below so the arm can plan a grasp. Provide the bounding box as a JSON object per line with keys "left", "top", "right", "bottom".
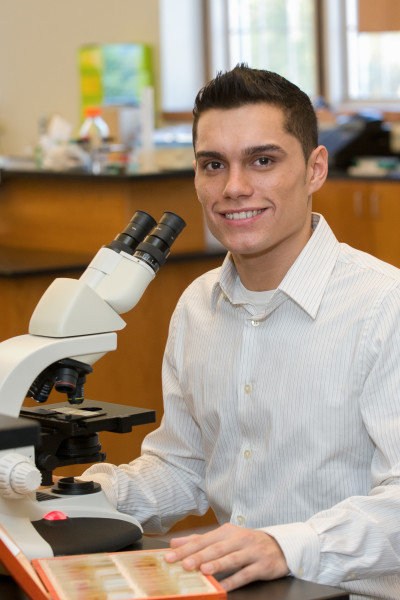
{"left": 225, "top": 209, "right": 263, "bottom": 220}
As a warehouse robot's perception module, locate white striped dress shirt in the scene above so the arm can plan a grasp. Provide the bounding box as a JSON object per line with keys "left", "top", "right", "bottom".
{"left": 84, "top": 214, "right": 400, "bottom": 599}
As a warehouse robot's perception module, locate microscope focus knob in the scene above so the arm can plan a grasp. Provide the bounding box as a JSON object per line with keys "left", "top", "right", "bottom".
{"left": 0, "top": 453, "right": 42, "bottom": 498}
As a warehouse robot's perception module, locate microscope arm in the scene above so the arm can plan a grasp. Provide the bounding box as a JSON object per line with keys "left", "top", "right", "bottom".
{"left": 0, "top": 333, "right": 117, "bottom": 419}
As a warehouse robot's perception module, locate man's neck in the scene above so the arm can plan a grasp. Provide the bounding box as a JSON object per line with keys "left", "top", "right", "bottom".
{"left": 233, "top": 256, "right": 290, "bottom": 291}
{"left": 232, "top": 226, "right": 313, "bottom": 291}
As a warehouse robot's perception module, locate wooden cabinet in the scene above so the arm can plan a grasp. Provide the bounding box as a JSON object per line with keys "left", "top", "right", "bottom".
{"left": 0, "top": 172, "right": 204, "bottom": 255}
{"left": 313, "top": 178, "right": 400, "bottom": 268}
{"left": 369, "top": 181, "right": 400, "bottom": 267}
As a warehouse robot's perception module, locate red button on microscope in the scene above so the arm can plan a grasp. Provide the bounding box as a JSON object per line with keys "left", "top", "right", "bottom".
{"left": 43, "top": 511, "right": 68, "bottom": 521}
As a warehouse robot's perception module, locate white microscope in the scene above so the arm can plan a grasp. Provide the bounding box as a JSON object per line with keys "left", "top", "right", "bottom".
{"left": 0, "top": 210, "right": 185, "bottom": 560}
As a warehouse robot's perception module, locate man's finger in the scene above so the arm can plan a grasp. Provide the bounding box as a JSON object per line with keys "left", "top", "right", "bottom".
{"left": 217, "top": 562, "right": 264, "bottom": 592}
{"left": 166, "top": 526, "right": 241, "bottom": 567}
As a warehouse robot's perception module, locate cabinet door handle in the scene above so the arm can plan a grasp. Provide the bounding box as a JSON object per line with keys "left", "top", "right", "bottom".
{"left": 353, "top": 190, "right": 364, "bottom": 217}
{"left": 370, "top": 191, "right": 380, "bottom": 219}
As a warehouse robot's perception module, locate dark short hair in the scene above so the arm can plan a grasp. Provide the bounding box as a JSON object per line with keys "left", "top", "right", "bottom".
{"left": 192, "top": 64, "right": 318, "bottom": 162}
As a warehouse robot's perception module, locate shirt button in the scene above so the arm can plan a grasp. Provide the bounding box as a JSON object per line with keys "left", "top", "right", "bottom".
{"left": 244, "top": 384, "right": 252, "bottom": 394}
{"left": 244, "top": 449, "right": 252, "bottom": 459}
{"left": 237, "top": 515, "right": 245, "bottom": 525}
{"left": 251, "top": 320, "right": 260, "bottom": 327}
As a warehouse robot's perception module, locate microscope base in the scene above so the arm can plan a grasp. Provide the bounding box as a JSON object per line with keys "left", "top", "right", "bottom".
{"left": 0, "top": 482, "right": 142, "bottom": 561}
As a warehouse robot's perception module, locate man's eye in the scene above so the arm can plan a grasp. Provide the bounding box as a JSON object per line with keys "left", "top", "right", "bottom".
{"left": 255, "top": 157, "right": 271, "bottom": 166}
{"left": 205, "top": 161, "right": 223, "bottom": 171}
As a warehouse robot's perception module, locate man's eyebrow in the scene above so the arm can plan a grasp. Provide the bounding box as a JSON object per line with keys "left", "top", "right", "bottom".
{"left": 243, "top": 144, "right": 286, "bottom": 156}
{"left": 195, "top": 150, "right": 225, "bottom": 161}
{"left": 195, "top": 145, "right": 286, "bottom": 161}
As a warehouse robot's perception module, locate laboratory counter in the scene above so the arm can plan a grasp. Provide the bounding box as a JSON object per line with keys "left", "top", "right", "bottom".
{"left": 0, "top": 573, "right": 350, "bottom": 600}
{"left": 0, "top": 535, "right": 349, "bottom": 600}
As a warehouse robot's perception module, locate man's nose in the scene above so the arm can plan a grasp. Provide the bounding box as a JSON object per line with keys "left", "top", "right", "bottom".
{"left": 223, "top": 166, "right": 253, "bottom": 199}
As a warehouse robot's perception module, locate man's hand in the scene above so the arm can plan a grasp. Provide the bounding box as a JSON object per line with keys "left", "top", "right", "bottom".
{"left": 164, "top": 523, "right": 289, "bottom": 592}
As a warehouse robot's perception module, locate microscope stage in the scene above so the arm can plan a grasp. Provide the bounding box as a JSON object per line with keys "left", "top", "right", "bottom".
{"left": 20, "top": 399, "right": 156, "bottom": 435}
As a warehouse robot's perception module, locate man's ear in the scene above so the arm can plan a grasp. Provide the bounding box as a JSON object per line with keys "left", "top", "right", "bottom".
{"left": 308, "top": 145, "right": 328, "bottom": 195}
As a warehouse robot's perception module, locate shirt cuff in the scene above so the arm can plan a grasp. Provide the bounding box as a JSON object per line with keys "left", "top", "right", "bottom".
{"left": 260, "top": 521, "right": 320, "bottom": 581}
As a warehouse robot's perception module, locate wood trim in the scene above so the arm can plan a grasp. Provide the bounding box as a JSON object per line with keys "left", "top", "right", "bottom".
{"left": 358, "top": 0, "right": 400, "bottom": 32}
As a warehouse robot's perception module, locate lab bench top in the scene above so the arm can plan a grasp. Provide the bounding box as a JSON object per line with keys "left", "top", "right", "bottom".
{"left": 0, "top": 164, "right": 195, "bottom": 183}
{"left": 0, "top": 535, "right": 348, "bottom": 599}
{"left": 0, "top": 574, "right": 349, "bottom": 600}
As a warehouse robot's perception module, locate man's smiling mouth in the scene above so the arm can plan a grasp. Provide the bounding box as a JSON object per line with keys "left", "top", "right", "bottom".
{"left": 224, "top": 209, "right": 265, "bottom": 220}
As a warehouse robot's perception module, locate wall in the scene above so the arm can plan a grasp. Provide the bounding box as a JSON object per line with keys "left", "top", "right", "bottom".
{"left": 0, "top": 0, "right": 160, "bottom": 155}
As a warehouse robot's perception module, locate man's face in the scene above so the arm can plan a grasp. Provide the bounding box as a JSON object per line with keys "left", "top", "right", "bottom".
{"left": 193, "top": 103, "right": 323, "bottom": 268}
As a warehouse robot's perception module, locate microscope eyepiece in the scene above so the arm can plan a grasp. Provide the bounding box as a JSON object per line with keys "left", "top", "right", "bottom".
{"left": 106, "top": 210, "right": 157, "bottom": 255}
{"left": 133, "top": 211, "right": 186, "bottom": 273}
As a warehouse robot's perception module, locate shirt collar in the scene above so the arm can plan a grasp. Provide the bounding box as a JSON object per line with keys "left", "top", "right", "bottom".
{"left": 211, "top": 213, "right": 340, "bottom": 319}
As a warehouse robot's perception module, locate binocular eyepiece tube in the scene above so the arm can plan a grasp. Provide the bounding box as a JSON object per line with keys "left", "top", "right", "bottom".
{"left": 107, "top": 210, "right": 186, "bottom": 273}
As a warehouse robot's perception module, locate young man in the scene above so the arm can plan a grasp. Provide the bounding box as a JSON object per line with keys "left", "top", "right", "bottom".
{"left": 83, "top": 66, "right": 400, "bottom": 598}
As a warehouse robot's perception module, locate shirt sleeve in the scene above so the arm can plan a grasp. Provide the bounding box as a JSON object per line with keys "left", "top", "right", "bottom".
{"left": 82, "top": 301, "right": 210, "bottom": 533}
{"left": 263, "top": 286, "right": 400, "bottom": 589}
